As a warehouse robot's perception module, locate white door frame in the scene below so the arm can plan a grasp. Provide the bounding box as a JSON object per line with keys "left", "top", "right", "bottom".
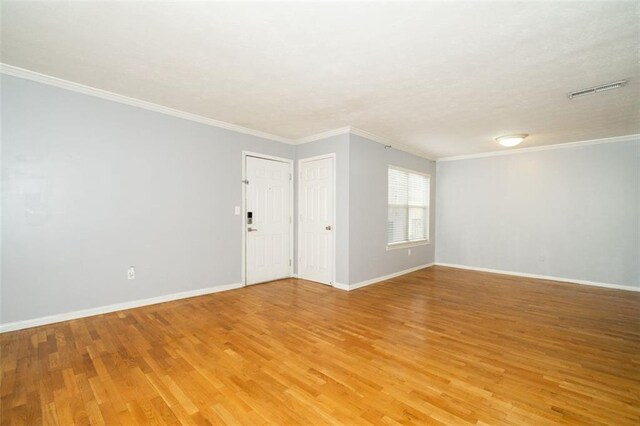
{"left": 297, "top": 153, "right": 337, "bottom": 286}
{"left": 241, "top": 151, "right": 294, "bottom": 286}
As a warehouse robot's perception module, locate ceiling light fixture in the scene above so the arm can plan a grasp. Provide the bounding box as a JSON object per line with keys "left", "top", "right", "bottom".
{"left": 496, "top": 134, "right": 528, "bottom": 147}
{"left": 568, "top": 80, "right": 627, "bottom": 99}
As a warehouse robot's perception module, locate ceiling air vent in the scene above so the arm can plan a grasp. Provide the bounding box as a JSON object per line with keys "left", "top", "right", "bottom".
{"left": 568, "top": 80, "right": 627, "bottom": 99}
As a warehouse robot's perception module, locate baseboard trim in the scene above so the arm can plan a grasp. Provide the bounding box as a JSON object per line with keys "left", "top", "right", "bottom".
{"left": 0, "top": 282, "right": 245, "bottom": 333}
{"left": 334, "top": 263, "right": 435, "bottom": 291}
{"left": 435, "top": 263, "right": 639, "bottom": 292}
{"left": 332, "top": 282, "right": 350, "bottom": 291}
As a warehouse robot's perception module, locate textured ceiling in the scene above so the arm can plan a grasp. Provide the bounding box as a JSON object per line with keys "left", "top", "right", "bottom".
{"left": 1, "top": 1, "right": 639, "bottom": 158}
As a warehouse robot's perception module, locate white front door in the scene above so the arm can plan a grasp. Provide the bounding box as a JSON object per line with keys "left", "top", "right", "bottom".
{"left": 245, "top": 156, "right": 292, "bottom": 285}
{"left": 298, "top": 155, "right": 335, "bottom": 285}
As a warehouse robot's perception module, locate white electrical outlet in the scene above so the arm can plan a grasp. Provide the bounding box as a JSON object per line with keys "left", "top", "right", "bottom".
{"left": 408, "top": 249, "right": 412, "bottom": 256}
{"left": 127, "top": 266, "right": 136, "bottom": 280}
{"left": 234, "top": 206, "right": 241, "bottom": 215}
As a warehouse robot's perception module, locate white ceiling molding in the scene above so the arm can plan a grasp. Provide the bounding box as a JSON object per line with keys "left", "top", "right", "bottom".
{"left": 291, "top": 126, "right": 435, "bottom": 161}
{"left": 437, "top": 134, "right": 640, "bottom": 162}
{"left": 2, "top": 3, "right": 637, "bottom": 158}
{"left": 0, "top": 63, "right": 293, "bottom": 145}
{"left": 350, "top": 127, "right": 436, "bottom": 162}
{"left": 293, "top": 127, "right": 351, "bottom": 144}
{"left": 1, "top": 63, "right": 437, "bottom": 161}
{"left": 5, "top": 62, "right": 631, "bottom": 164}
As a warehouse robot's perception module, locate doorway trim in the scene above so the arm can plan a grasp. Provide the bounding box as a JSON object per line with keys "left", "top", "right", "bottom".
{"left": 241, "top": 151, "right": 294, "bottom": 286}
{"left": 297, "top": 153, "right": 337, "bottom": 286}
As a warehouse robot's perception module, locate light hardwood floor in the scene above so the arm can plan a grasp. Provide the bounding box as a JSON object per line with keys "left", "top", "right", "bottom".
{"left": 1, "top": 266, "right": 639, "bottom": 425}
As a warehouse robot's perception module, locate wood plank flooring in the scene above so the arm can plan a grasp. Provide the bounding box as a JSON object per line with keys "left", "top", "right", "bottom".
{"left": 1, "top": 266, "right": 639, "bottom": 425}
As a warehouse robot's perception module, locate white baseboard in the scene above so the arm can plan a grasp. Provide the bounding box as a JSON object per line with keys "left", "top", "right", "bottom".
{"left": 332, "top": 282, "right": 350, "bottom": 291}
{"left": 0, "top": 282, "right": 244, "bottom": 333}
{"left": 333, "top": 263, "right": 435, "bottom": 291}
{"left": 435, "top": 263, "right": 640, "bottom": 292}
{"left": 8, "top": 263, "right": 630, "bottom": 333}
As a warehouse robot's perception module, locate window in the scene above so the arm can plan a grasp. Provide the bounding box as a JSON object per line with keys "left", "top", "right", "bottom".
{"left": 387, "top": 166, "right": 430, "bottom": 247}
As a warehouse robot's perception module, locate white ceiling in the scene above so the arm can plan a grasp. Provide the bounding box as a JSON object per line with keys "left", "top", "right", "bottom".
{"left": 2, "top": 1, "right": 639, "bottom": 158}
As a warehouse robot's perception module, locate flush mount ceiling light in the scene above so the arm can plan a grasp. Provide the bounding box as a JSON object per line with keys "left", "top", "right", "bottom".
{"left": 568, "top": 80, "right": 627, "bottom": 99}
{"left": 496, "top": 134, "right": 528, "bottom": 147}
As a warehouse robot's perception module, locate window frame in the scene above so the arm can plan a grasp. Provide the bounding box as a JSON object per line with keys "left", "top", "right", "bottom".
{"left": 386, "top": 165, "right": 431, "bottom": 250}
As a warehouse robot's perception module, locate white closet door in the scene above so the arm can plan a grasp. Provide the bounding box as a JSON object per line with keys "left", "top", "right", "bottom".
{"left": 298, "top": 156, "right": 334, "bottom": 285}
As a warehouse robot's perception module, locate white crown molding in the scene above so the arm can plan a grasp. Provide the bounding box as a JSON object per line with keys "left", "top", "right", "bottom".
{"left": 350, "top": 127, "right": 436, "bottom": 161}
{"left": 5, "top": 63, "right": 633, "bottom": 163}
{"left": 293, "top": 126, "right": 352, "bottom": 144}
{"left": 437, "top": 134, "right": 640, "bottom": 162}
{"left": 435, "top": 263, "right": 640, "bottom": 292}
{"left": 0, "top": 64, "right": 436, "bottom": 160}
{"left": 0, "top": 63, "right": 293, "bottom": 144}
{"left": 0, "top": 282, "right": 244, "bottom": 333}
{"left": 293, "top": 125, "right": 436, "bottom": 161}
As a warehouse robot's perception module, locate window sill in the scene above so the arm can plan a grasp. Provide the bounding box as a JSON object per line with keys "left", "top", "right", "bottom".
{"left": 386, "top": 239, "right": 431, "bottom": 251}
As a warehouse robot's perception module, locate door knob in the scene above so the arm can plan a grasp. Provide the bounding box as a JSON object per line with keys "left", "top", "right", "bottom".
{"left": 248, "top": 227, "right": 258, "bottom": 232}
{"left": 325, "top": 225, "right": 332, "bottom": 231}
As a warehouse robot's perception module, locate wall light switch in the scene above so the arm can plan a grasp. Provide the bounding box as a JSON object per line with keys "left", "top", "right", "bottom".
{"left": 408, "top": 249, "right": 412, "bottom": 256}
{"left": 127, "top": 266, "right": 136, "bottom": 280}
{"left": 234, "top": 206, "right": 241, "bottom": 215}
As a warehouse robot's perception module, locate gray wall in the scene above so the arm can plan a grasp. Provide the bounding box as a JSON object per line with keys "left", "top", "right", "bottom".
{"left": 11, "top": 69, "right": 636, "bottom": 326}
{"left": 436, "top": 139, "right": 640, "bottom": 288}
{"left": 1, "top": 75, "right": 295, "bottom": 323}
{"left": 349, "top": 134, "right": 436, "bottom": 284}
{"left": 0, "top": 75, "right": 437, "bottom": 325}
{"left": 294, "top": 134, "right": 350, "bottom": 285}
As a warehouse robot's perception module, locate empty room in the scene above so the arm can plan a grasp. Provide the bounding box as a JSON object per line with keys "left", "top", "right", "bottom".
{"left": 1, "top": 1, "right": 639, "bottom": 425}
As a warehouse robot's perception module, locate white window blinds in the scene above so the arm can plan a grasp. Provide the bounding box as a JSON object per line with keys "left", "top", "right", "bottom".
{"left": 387, "top": 166, "right": 430, "bottom": 245}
